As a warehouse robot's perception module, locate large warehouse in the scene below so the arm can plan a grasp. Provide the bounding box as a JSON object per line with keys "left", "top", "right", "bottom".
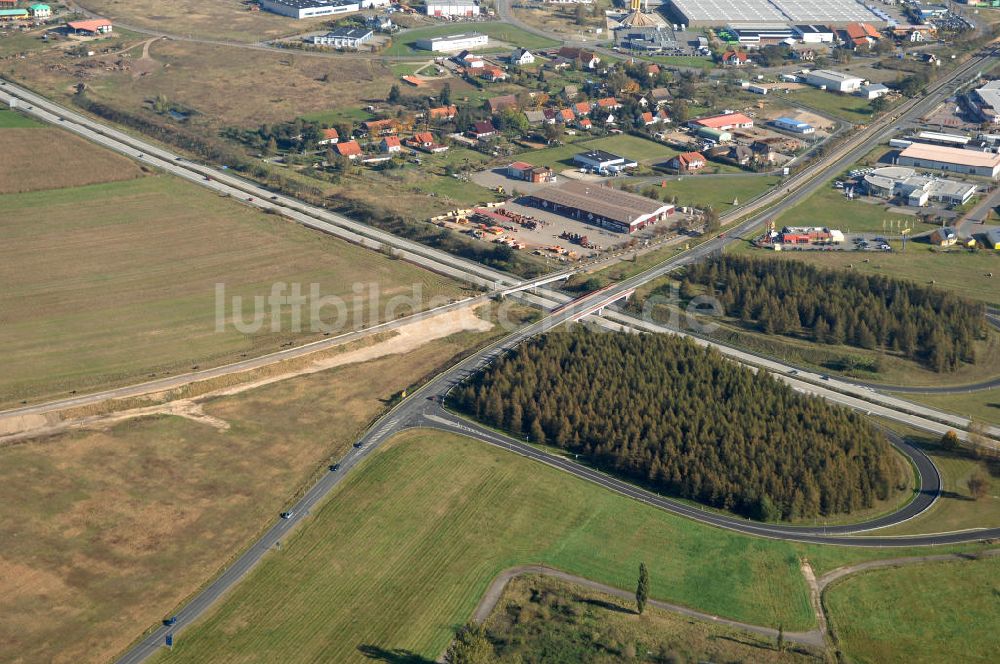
{"left": 666, "top": 0, "right": 885, "bottom": 28}
{"left": 526, "top": 181, "right": 674, "bottom": 234}
{"left": 896, "top": 144, "right": 1000, "bottom": 179}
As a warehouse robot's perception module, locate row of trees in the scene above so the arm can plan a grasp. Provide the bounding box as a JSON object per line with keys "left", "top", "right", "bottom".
{"left": 682, "top": 256, "right": 986, "bottom": 372}
{"left": 454, "top": 328, "right": 905, "bottom": 521}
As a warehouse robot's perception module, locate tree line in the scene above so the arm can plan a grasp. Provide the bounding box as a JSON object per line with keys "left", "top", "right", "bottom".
{"left": 454, "top": 328, "right": 905, "bottom": 521}
{"left": 682, "top": 256, "right": 986, "bottom": 372}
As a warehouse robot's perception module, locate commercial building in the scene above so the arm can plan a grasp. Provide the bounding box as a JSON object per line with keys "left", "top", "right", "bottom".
{"left": 573, "top": 150, "right": 636, "bottom": 173}
{"left": 416, "top": 32, "right": 487, "bottom": 52}
{"left": 66, "top": 18, "right": 113, "bottom": 34}
{"left": 425, "top": 0, "right": 480, "bottom": 17}
{"left": 312, "top": 27, "right": 374, "bottom": 48}
{"left": 914, "top": 131, "right": 971, "bottom": 147}
{"left": 862, "top": 166, "right": 979, "bottom": 206}
{"left": 30, "top": 4, "right": 51, "bottom": 18}
{"left": 691, "top": 112, "right": 753, "bottom": 131}
{"left": 506, "top": 161, "right": 556, "bottom": 182}
{"left": 772, "top": 117, "right": 815, "bottom": 134}
{"left": 0, "top": 8, "right": 27, "bottom": 21}
{"left": 971, "top": 80, "right": 1000, "bottom": 125}
{"left": 804, "top": 69, "right": 864, "bottom": 93}
{"left": 666, "top": 0, "right": 884, "bottom": 28}
{"left": 896, "top": 143, "right": 1000, "bottom": 179}
{"left": 525, "top": 180, "right": 674, "bottom": 234}
{"left": 728, "top": 24, "right": 796, "bottom": 45}
{"left": 794, "top": 24, "right": 834, "bottom": 43}
{"left": 260, "top": 0, "right": 380, "bottom": 19}
{"left": 857, "top": 83, "right": 889, "bottom": 100}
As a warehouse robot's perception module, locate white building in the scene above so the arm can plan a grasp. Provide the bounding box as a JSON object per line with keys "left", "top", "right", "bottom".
{"left": 416, "top": 32, "right": 487, "bottom": 52}
{"left": 772, "top": 117, "right": 815, "bottom": 134}
{"left": 804, "top": 69, "right": 864, "bottom": 93}
{"left": 425, "top": 0, "right": 480, "bottom": 18}
{"left": 573, "top": 150, "right": 636, "bottom": 173}
{"left": 510, "top": 48, "right": 535, "bottom": 66}
{"left": 312, "top": 26, "right": 374, "bottom": 49}
{"left": 29, "top": 4, "right": 51, "bottom": 19}
{"left": 260, "top": 0, "right": 361, "bottom": 19}
{"left": 794, "top": 24, "right": 834, "bottom": 43}
{"left": 857, "top": 83, "right": 889, "bottom": 100}
{"left": 896, "top": 143, "right": 1000, "bottom": 179}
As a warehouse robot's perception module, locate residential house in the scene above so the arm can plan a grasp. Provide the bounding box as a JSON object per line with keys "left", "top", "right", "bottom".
{"left": 335, "top": 140, "right": 363, "bottom": 160}
{"left": 668, "top": 151, "right": 706, "bottom": 173}
{"left": 470, "top": 120, "right": 497, "bottom": 140}
{"left": 558, "top": 108, "right": 575, "bottom": 123}
{"left": 750, "top": 140, "right": 776, "bottom": 163}
{"left": 318, "top": 128, "right": 340, "bottom": 145}
{"left": 650, "top": 87, "right": 670, "bottom": 106}
{"left": 646, "top": 63, "right": 661, "bottom": 78}
{"left": 708, "top": 144, "right": 752, "bottom": 167}
{"left": 640, "top": 111, "right": 657, "bottom": 126}
{"left": 507, "top": 161, "right": 555, "bottom": 182}
{"left": 840, "top": 22, "right": 880, "bottom": 49}
{"left": 428, "top": 105, "right": 458, "bottom": 121}
{"left": 510, "top": 48, "right": 535, "bottom": 66}
{"left": 930, "top": 227, "right": 958, "bottom": 246}
{"left": 721, "top": 50, "right": 749, "bottom": 66}
{"left": 556, "top": 46, "right": 600, "bottom": 69}
{"left": 363, "top": 118, "right": 397, "bottom": 136}
{"left": 523, "top": 109, "right": 547, "bottom": 125}
{"left": 573, "top": 101, "right": 591, "bottom": 117}
{"left": 596, "top": 97, "right": 621, "bottom": 110}
{"left": 576, "top": 117, "right": 593, "bottom": 131}
{"left": 406, "top": 131, "right": 449, "bottom": 153}
{"left": 481, "top": 65, "right": 508, "bottom": 82}
{"left": 380, "top": 135, "right": 402, "bottom": 153}
{"left": 561, "top": 85, "right": 579, "bottom": 100}
{"left": 456, "top": 50, "right": 484, "bottom": 68}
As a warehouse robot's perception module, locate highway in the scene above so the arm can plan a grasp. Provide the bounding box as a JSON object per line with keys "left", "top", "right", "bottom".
{"left": 3, "top": 38, "right": 999, "bottom": 664}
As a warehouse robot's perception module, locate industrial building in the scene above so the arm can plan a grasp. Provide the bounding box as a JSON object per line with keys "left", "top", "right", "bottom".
{"left": 691, "top": 112, "right": 754, "bottom": 131}
{"left": 260, "top": 0, "right": 386, "bottom": 18}
{"left": 863, "top": 166, "right": 978, "bottom": 206}
{"left": 312, "top": 27, "right": 374, "bottom": 48}
{"left": 506, "top": 162, "right": 556, "bottom": 182}
{"left": 728, "top": 24, "right": 796, "bottom": 45}
{"left": 416, "top": 32, "right": 488, "bottom": 52}
{"left": 666, "top": 0, "right": 884, "bottom": 28}
{"left": 971, "top": 80, "right": 1000, "bottom": 125}
{"left": 914, "top": 131, "right": 971, "bottom": 147}
{"left": 573, "top": 150, "right": 637, "bottom": 173}
{"left": 772, "top": 117, "right": 815, "bottom": 134}
{"left": 794, "top": 24, "right": 834, "bottom": 42}
{"left": 804, "top": 69, "right": 864, "bottom": 93}
{"left": 525, "top": 181, "right": 675, "bottom": 234}
{"left": 426, "top": 0, "right": 480, "bottom": 17}
{"left": 896, "top": 143, "right": 1000, "bottom": 179}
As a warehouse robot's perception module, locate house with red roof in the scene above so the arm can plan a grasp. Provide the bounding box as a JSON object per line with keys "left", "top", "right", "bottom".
{"left": 481, "top": 66, "right": 508, "bottom": 82}
{"left": 363, "top": 119, "right": 398, "bottom": 136}
{"left": 640, "top": 111, "right": 657, "bottom": 126}
{"left": 380, "top": 135, "right": 402, "bottom": 153}
{"left": 406, "top": 131, "right": 449, "bottom": 153}
{"left": 573, "top": 101, "right": 591, "bottom": 116}
{"left": 318, "top": 128, "right": 340, "bottom": 145}
{"left": 428, "top": 105, "right": 458, "bottom": 121}
{"left": 596, "top": 97, "right": 621, "bottom": 110}
{"left": 667, "top": 151, "right": 706, "bottom": 173}
{"left": 334, "top": 140, "right": 363, "bottom": 160}
{"left": 576, "top": 117, "right": 592, "bottom": 131}
{"left": 67, "top": 18, "right": 113, "bottom": 35}
{"left": 558, "top": 108, "right": 575, "bottom": 123}
{"left": 646, "top": 63, "right": 661, "bottom": 78}
{"left": 841, "top": 22, "right": 881, "bottom": 49}
{"left": 721, "top": 50, "right": 749, "bottom": 66}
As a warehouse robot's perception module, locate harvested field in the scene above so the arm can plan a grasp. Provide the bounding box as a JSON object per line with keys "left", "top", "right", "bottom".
{"left": 0, "top": 127, "right": 145, "bottom": 193}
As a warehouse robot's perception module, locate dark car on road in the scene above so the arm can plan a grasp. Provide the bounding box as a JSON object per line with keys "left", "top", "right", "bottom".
{"left": 163, "top": 616, "right": 178, "bottom": 626}
{"left": 329, "top": 463, "right": 340, "bottom": 472}
{"left": 280, "top": 511, "right": 294, "bottom": 519}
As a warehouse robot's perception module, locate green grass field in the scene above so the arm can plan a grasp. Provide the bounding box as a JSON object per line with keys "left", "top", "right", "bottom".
{"left": 0, "top": 175, "right": 465, "bottom": 405}
{"left": 773, "top": 184, "right": 923, "bottom": 234}
{"left": 153, "top": 429, "right": 818, "bottom": 664}
{"left": 383, "top": 23, "right": 558, "bottom": 57}
{"left": 0, "top": 108, "right": 41, "bottom": 127}
{"left": 826, "top": 556, "right": 1000, "bottom": 664}
{"left": 787, "top": 88, "right": 881, "bottom": 124}
{"left": 648, "top": 55, "right": 716, "bottom": 70}
{"left": 902, "top": 390, "right": 1000, "bottom": 426}
{"left": 660, "top": 174, "right": 781, "bottom": 211}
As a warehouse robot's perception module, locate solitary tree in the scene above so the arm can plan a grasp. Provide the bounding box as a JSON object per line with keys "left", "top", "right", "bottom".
{"left": 440, "top": 82, "right": 452, "bottom": 106}
{"left": 387, "top": 84, "right": 401, "bottom": 103}
{"left": 636, "top": 562, "right": 650, "bottom": 615}
{"left": 940, "top": 430, "right": 960, "bottom": 452}
{"left": 445, "top": 622, "right": 494, "bottom": 664}
{"left": 968, "top": 467, "right": 990, "bottom": 500}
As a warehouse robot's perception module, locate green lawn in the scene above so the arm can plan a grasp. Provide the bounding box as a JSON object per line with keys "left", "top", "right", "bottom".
{"left": 154, "top": 429, "right": 818, "bottom": 664}
{"left": 902, "top": 390, "right": 1000, "bottom": 426}
{"left": 787, "top": 88, "right": 883, "bottom": 123}
{"left": 773, "top": 184, "right": 922, "bottom": 234}
{"left": 0, "top": 108, "right": 41, "bottom": 128}
{"left": 660, "top": 174, "right": 781, "bottom": 211}
{"left": 826, "top": 556, "right": 1000, "bottom": 664}
{"left": 0, "top": 176, "right": 465, "bottom": 405}
{"left": 300, "top": 107, "right": 374, "bottom": 125}
{"left": 383, "top": 23, "right": 558, "bottom": 57}
{"left": 647, "top": 55, "right": 716, "bottom": 70}
{"left": 416, "top": 173, "right": 498, "bottom": 206}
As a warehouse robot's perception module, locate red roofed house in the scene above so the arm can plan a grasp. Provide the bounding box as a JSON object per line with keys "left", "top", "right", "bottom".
{"left": 721, "top": 50, "right": 749, "bottom": 66}
{"left": 668, "top": 151, "right": 706, "bottom": 173}
{"left": 481, "top": 66, "right": 508, "bottom": 82}
{"left": 507, "top": 161, "right": 554, "bottom": 182}
{"left": 558, "top": 108, "right": 575, "bottom": 123}
{"left": 406, "top": 131, "right": 449, "bottom": 153}
{"left": 363, "top": 119, "right": 398, "bottom": 136}
{"left": 573, "top": 101, "right": 591, "bottom": 117}
{"left": 469, "top": 120, "right": 497, "bottom": 140}
{"left": 67, "top": 18, "right": 113, "bottom": 35}
{"left": 692, "top": 112, "right": 754, "bottom": 131}
{"left": 576, "top": 117, "right": 592, "bottom": 131}
{"left": 842, "top": 22, "right": 880, "bottom": 49}
{"left": 318, "top": 128, "right": 340, "bottom": 145}
{"left": 596, "top": 97, "right": 621, "bottom": 110}
{"left": 381, "top": 135, "right": 402, "bottom": 153}
{"left": 335, "top": 140, "right": 363, "bottom": 160}
{"left": 640, "top": 111, "right": 657, "bottom": 126}
{"left": 428, "top": 105, "right": 458, "bottom": 121}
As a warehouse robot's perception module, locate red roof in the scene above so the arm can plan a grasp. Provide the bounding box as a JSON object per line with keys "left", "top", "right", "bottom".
{"left": 723, "top": 50, "right": 748, "bottom": 63}
{"left": 559, "top": 109, "right": 575, "bottom": 121}
{"left": 382, "top": 136, "right": 401, "bottom": 147}
{"left": 472, "top": 121, "right": 496, "bottom": 135}
{"left": 596, "top": 97, "right": 619, "bottom": 108}
{"left": 481, "top": 66, "right": 506, "bottom": 79}
{"left": 509, "top": 161, "right": 533, "bottom": 170}
{"left": 335, "top": 140, "right": 362, "bottom": 156}
{"left": 412, "top": 131, "right": 434, "bottom": 144}
{"left": 641, "top": 112, "right": 654, "bottom": 123}
{"left": 401, "top": 75, "right": 425, "bottom": 87}
{"left": 647, "top": 64, "right": 661, "bottom": 75}
{"left": 321, "top": 128, "right": 339, "bottom": 140}
{"left": 67, "top": 19, "right": 112, "bottom": 32}
{"left": 694, "top": 113, "right": 753, "bottom": 129}
{"left": 574, "top": 101, "right": 591, "bottom": 115}
{"left": 429, "top": 105, "right": 457, "bottom": 119}
{"left": 677, "top": 152, "right": 705, "bottom": 168}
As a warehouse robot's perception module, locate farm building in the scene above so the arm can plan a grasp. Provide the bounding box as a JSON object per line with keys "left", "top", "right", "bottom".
{"left": 896, "top": 143, "right": 1000, "bottom": 179}
{"left": 772, "top": 117, "right": 815, "bottom": 134}
{"left": 417, "top": 32, "right": 487, "bottom": 52}
{"left": 857, "top": 84, "right": 890, "bottom": 100}
{"left": 426, "top": 0, "right": 480, "bottom": 17}
{"left": 312, "top": 26, "right": 374, "bottom": 48}
{"left": 692, "top": 112, "right": 753, "bottom": 131}
{"left": 66, "top": 18, "right": 113, "bottom": 34}
{"left": 696, "top": 127, "right": 733, "bottom": 143}
{"left": 525, "top": 181, "right": 674, "bottom": 234}
{"left": 804, "top": 69, "right": 864, "bottom": 93}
